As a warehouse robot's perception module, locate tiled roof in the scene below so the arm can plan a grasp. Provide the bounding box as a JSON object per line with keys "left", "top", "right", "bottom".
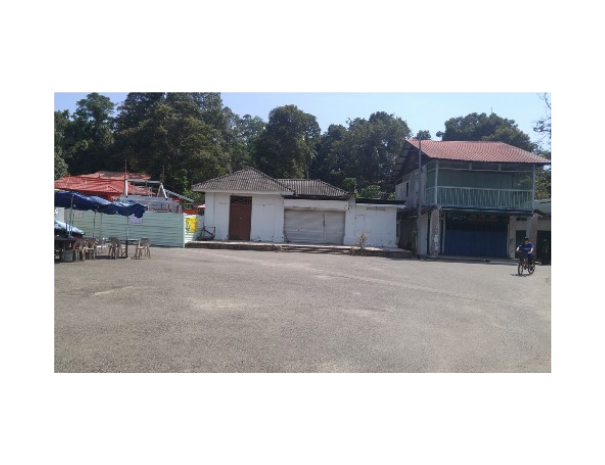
{"left": 277, "top": 179, "right": 349, "bottom": 198}
{"left": 406, "top": 140, "right": 550, "bottom": 164}
{"left": 54, "top": 176, "right": 152, "bottom": 196}
{"left": 192, "top": 167, "right": 293, "bottom": 193}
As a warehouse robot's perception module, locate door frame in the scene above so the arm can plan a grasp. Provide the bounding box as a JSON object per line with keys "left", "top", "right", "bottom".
{"left": 228, "top": 195, "right": 252, "bottom": 240}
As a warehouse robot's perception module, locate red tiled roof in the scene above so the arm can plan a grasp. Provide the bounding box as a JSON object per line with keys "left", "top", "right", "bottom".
{"left": 54, "top": 176, "right": 152, "bottom": 197}
{"left": 406, "top": 140, "right": 549, "bottom": 164}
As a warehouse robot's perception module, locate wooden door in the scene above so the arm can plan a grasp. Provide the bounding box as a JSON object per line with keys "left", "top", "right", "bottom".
{"left": 229, "top": 196, "right": 252, "bottom": 240}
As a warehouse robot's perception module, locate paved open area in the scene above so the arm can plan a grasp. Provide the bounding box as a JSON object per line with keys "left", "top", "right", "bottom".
{"left": 55, "top": 247, "right": 551, "bottom": 372}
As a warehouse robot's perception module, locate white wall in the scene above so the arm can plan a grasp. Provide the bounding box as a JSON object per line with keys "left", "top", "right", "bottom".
{"left": 203, "top": 192, "right": 285, "bottom": 242}
{"left": 251, "top": 194, "right": 285, "bottom": 242}
{"left": 344, "top": 203, "right": 399, "bottom": 247}
{"left": 201, "top": 194, "right": 401, "bottom": 247}
{"left": 204, "top": 192, "right": 231, "bottom": 240}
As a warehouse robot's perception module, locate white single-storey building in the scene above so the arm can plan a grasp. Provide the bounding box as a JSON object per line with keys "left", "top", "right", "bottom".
{"left": 192, "top": 167, "right": 404, "bottom": 247}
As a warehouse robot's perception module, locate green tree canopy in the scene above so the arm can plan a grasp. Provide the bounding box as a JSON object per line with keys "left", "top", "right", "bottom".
{"left": 54, "top": 110, "right": 70, "bottom": 179}
{"left": 533, "top": 93, "right": 551, "bottom": 147}
{"left": 114, "top": 92, "right": 232, "bottom": 196}
{"left": 343, "top": 112, "right": 411, "bottom": 196}
{"left": 415, "top": 130, "right": 432, "bottom": 140}
{"left": 228, "top": 113, "right": 266, "bottom": 171}
{"left": 253, "top": 105, "right": 321, "bottom": 178}
{"left": 436, "top": 112, "right": 537, "bottom": 152}
{"left": 63, "top": 93, "right": 116, "bottom": 174}
{"left": 310, "top": 124, "right": 348, "bottom": 187}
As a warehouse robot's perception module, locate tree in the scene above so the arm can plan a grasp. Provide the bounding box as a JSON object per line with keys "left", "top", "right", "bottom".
{"left": 253, "top": 105, "right": 321, "bottom": 178}
{"left": 533, "top": 93, "right": 551, "bottom": 146}
{"left": 533, "top": 93, "right": 552, "bottom": 199}
{"left": 358, "top": 184, "right": 382, "bottom": 199}
{"left": 114, "top": 92, "right": 233, "bottom": 195}
{"left": 344, "top": 112, "right": 411, "bottom": 196}
{"left": 310, "top": 124, "right": 348, "bottom": 186}
{"left": 415, "top": 130, "right": 432, "bottom": 140}
{"left": 534, "top": 168, "right": 551, "bottom": 200}
{"left": 54, "top": 110, "right": 70, "bottom": 179}
{"left": 65, "top": 93, "right": 116, "bottom": 174}
{"left": 436, "top": 112, "right": 536, "bottom": 152}
{"left": 228, "top": 113, "right": 266, "bottom": 171}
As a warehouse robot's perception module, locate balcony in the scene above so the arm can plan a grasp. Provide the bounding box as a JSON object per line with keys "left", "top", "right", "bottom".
{"left": 425, "top": 186, "right": 533, "bottom": 210}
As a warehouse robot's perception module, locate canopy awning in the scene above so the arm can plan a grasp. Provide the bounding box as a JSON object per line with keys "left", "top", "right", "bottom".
{"left": 55, "top": 190, "right": 148, "bottom": 218}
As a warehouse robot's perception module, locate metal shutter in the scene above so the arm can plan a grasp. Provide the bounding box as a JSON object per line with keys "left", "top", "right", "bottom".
{"left": 284, "top": 210, "right": 345, "bottom": 245}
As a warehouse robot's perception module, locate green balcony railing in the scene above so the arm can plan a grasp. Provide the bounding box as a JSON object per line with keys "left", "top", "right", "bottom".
{"left": 425, "top": 187, "right": 533, "bottom": 210}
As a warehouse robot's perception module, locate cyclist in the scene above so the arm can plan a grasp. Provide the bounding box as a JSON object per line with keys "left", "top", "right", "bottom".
{"left": 516, "top": 236, "right": 535, "bottom": 267}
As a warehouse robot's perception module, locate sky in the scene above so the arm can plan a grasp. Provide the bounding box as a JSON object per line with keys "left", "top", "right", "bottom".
{"left": 54, "top": 92, "right": 550, "bottom": 147}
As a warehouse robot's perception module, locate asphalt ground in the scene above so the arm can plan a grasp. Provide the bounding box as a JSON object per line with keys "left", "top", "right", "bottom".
{"left": 54, "top": 247, "right": 551, "bottom": 373}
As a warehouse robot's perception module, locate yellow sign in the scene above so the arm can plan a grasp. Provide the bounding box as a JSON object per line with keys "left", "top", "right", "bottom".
{"left": 185, "top": 217, "right": 198, "bottom": 233}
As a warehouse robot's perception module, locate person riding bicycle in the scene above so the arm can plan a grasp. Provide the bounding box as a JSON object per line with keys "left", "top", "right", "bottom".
{"left": 516, "top": 237, "right": 535, "bottom": 267}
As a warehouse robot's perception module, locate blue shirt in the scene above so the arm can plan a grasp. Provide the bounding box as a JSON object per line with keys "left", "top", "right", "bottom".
{"left": 518, "top": 242, "right": 534, "bottom": 254}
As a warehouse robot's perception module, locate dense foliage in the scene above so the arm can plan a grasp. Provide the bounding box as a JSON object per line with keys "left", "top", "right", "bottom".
{"left": 55, "top": 93, "right": 549, "bottom": 201}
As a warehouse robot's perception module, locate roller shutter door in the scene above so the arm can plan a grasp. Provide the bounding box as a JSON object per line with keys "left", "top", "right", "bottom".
{"left": 444, "top": 216, "right": 508, "bottom": 258}
{"left": 284, "top": 210, "right": 345, "bottom": 244}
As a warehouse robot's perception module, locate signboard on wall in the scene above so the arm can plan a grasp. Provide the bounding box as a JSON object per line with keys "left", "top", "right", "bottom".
{"left": 185, "top": 217, "right": 198, "bottom": 233}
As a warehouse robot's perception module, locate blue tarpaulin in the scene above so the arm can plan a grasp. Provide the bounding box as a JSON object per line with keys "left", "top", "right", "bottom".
{"left": 88, "top": 196, "right": 118, "bottom": 215}
{"left": 112, "top": 200, "right": 147, "bottom": 219}
{"left": 55, "top": 190, "right": 99, "bottom": 211}
{"left": 54, "top": 220, "right": 84, "bottom": 235}
{"left": 54, "top": 190, "right": 147, "bottom": 218}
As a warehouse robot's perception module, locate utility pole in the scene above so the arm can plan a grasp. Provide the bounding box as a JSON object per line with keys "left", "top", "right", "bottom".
{"left": 416, "top": 137, "right": 422, "bottom": 258}
{"left": 124, "top": 159, "right": 128, "bottom": 197}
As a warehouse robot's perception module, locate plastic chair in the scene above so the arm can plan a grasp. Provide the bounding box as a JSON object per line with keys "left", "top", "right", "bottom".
{"left": 83, "top": 238, "right": 96, "bottom": 260}
{"left": 74, "top": 238, "right": 86, "bottom": 261}
{"left": 95, "top": 238, "right": 109, "bottom": 257}
{"left": 134, "top": 238, "right": 151, "bottom": 259}
{"left": 108, "top": 237, "right": 125, "bottom": 259}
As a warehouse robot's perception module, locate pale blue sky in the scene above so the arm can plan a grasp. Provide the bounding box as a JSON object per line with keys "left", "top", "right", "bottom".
{"left": 54, "top": 92, "right": 550, "bottom": 147}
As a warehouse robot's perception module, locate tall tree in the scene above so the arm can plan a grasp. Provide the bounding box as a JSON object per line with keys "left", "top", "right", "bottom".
{"left": 114, "top": 92, "right": 232, "bottom": 196}
{"left": 344, "top": 111, "right": 411, "bottom": 193}
{"left": 415, "top": 130, "right": 432, "bottom": 140}
{"left": 533, "top": 93, "right": 551, "bottom": 146}
{"left": 54, "top": 110, "right": 70, "bottom": 179}
{"left": 437, "top": 112, "right": 536, "bottom": 152}
{"left": 310, "top": 124, "right": 348, "bottom": 186}
{"left": 533, "top": 93, "right": 552, "bottom": 199}
{"left": 228, "top": 113, "right": 266, "bottom": 171}
{"left": 65, "top": 93, "right": 116, "bottom": 174}
{"left": 253, "top": 105, "right": 321, "bottom": 178}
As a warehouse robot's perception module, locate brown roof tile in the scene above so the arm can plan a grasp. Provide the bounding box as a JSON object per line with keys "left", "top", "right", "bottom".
{"left": 406, "top": 140, "right": 549, "bottom": 164}
{"left": 192, "top": 168, "right": 293, "bottom": 193}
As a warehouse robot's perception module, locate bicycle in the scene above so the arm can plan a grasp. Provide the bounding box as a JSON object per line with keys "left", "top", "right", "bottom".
{"left": 517, "top": 251, "right": 535, "bottom": 276}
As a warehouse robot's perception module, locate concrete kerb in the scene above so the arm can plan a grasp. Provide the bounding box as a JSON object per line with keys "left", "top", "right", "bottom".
{"left": 185, "top": 242, "right": 534, "bottom": 264}
{"left": 186, "top": 240, "right": 412, "bottom": 258}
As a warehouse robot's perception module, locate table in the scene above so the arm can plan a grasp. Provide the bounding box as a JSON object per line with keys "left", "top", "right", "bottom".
{"left": 55, "top": 237, "right": 77, "bottom": 262}
{"left": 121, "top": 238, "right": 140, "bottom": 258}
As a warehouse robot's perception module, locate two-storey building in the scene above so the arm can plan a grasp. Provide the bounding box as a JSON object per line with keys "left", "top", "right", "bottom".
{"left": 393, "top": 140, "right": 550, "bottom": 259}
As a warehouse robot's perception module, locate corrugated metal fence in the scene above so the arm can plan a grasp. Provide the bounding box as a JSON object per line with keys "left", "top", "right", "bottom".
{"left": 66, "top": 210, "right": 203, "bottom": 247}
